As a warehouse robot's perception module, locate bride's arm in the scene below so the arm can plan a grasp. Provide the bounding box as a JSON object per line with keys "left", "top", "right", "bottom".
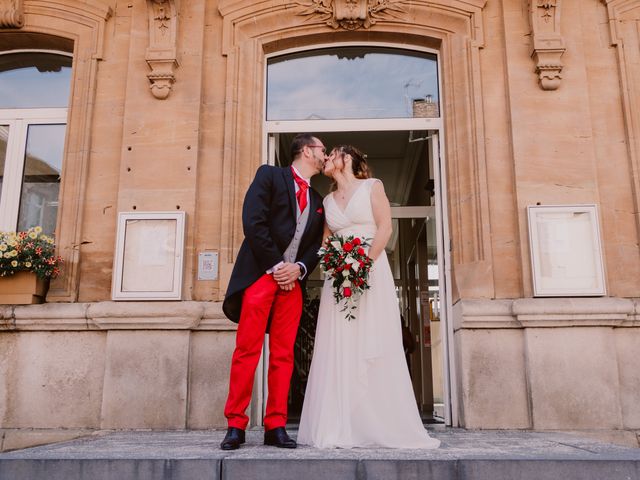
{"left": 368, "top": 180, "right": 392, "bottom": 261}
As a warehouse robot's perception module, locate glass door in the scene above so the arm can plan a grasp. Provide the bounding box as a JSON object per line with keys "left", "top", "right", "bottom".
{"left": 261, "top": 130, "right": 452, "bottom": 426}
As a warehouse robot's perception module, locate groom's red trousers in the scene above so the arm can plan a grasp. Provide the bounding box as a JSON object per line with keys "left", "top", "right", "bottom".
{"left": 224, "top": 273, "right": 302, "bottom": 431}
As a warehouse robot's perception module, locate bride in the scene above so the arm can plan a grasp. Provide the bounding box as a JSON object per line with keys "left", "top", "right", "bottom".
{"left": 297, "top": 145, "right": 440, "bottom": 449}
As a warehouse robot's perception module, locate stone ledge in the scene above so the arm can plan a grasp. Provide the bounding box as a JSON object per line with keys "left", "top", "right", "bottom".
{"left": 13, "top": 303, "right": 89, "bottom": 331}
{"left": 0, "top": 302, "right": 236, "bottom": 331}
{"left": 454, "top": 297, "right": 640, "bottom": 330}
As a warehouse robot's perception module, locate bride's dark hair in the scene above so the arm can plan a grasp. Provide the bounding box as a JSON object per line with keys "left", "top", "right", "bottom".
{"left": 330, "top": 145, "right": 371, "bottom": 191}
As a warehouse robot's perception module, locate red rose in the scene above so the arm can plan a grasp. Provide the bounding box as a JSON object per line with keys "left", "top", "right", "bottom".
{"left": 344, "top": 263, "right": 351, "bottom": 270}
{"left": 353, "top": 238, "right": 361, "bottom": 246}
{"left": 357, "top": 247, "right": 365, "bottom": 256}
{"left": 343, "top": 242, "right": 353, "bottom": 252}
{"left": 343, "top": 287, "right": 352, "bottom": 297}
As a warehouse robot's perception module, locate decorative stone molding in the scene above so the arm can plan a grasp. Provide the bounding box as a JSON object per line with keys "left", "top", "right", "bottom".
{"left": 12, "top": 303, "right": 90, "bottom": 330}
{"left": 0, "top": 0, "right": 23, "bottom": 28}
{"left": 528, "top": 0, "right": 565, "bottom": 90}
{"left": 452, "top": 297, "right": 638, "bottom": 330}
{"left": 14, "top": 1, "right": 111, "bottom": 302}
{"left": 0, "top": 301, "right": 236, "bottom": 331}
{"left": 295, "top": 0, "right": 408, "bottom": 30}
{"left": 146, "top": 0, "right": 179, "bottom": 99}
{"left": 602, "top": 0, "right": 640, "bottom": 254}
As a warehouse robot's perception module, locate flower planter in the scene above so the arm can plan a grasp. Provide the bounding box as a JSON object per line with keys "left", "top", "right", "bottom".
{"left": 0, "top": 271, "right": 50, "bottom": 305}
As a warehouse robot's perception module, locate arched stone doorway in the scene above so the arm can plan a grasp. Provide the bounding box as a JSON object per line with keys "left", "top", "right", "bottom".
{"left": 217, "top": 0, "right": 490, "bottom": 427}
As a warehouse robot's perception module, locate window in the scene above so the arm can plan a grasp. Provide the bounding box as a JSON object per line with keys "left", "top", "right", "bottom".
{"left": 266, "top": 46, "right": 439, "bottom": 121}
{"left": 0, "top": 51, "right": 71, "bottom": 235}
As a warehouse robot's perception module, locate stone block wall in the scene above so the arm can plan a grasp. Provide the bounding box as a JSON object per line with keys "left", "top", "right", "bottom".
{"left": 0, "top": 302, "right": 236, "bottom": 451}
{"left": 453, "top": 298, "right": 640, "bottom": 447}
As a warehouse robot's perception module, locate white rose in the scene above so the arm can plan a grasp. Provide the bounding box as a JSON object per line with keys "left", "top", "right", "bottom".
{"left": 331, "top": 241, "right": 342, "bottom": 251}
{"left": 342, "top": 270, "right": 350, "bottom": 277}
{"left": 351, "top": 262, "right": 360, "bottom": 272}
{"left": 342, "top": 279, "right": 351, "bottom": 288}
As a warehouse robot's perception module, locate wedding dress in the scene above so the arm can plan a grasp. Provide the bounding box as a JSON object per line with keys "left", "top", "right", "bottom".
{"left": 297, "top": 178, "right": 440, "bottom": 449}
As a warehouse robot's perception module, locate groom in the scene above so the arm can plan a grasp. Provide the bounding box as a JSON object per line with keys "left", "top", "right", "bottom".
{"left": 220, "top": 134, "right": 327, "bottom": 450}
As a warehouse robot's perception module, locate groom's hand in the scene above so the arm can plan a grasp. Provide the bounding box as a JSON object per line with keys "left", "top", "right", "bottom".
{"left": 273, "top": 262, "right": 302, "bottom": 286}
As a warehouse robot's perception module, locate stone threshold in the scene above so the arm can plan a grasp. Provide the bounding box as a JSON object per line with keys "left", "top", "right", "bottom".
{"left": 0, "top": 429, "right": 639, "bottom": 480}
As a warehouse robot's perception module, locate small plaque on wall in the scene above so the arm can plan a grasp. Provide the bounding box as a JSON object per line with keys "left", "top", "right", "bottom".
{"left": 198, "top": 251, "right": 218, "bottom": 280}
{"left": 527, "top": 204, "right": 606, "bottom": 297}
{"left": 111, "top": 212, "right": 186, "bottom": 300}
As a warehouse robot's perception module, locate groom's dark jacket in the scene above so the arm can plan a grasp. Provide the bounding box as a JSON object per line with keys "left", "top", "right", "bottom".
{"left": 223, "top": 165, "right": 325, "bottom": 324}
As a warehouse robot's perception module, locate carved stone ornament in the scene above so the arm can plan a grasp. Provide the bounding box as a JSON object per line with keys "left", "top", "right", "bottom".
{"left": 529, "top": 0, "right": 566, "bottom": 90}
{"left": 0, "top": 0, "right": 24, "bottom": 28}
{"left": 146, "top": 0, "right": 179, "bottom": 99}
{"left": 295, "top": 0, "right": 407, "bottom": 30}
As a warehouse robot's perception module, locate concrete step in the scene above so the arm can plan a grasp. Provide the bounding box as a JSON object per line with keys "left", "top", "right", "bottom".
{"left": 0, "top": 429, "right": 639, "bottom": 480}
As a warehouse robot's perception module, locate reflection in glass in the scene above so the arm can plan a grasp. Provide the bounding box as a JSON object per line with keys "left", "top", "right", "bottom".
{"left": 267, "top": 47, "right": 438, "bottom": 120}
{"left": 0, "top": 125, "right": 8, "bottom": 201}
{"left": 17, "top": 124, "right": 65, "bottom": 235}
{"left": 0, "top": 53, "right": 72, "bottom": 108}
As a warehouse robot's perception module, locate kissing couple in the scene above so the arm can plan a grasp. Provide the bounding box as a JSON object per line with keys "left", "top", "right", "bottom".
{"left": 220, "top": 134, "right": 440, "bottom": 450}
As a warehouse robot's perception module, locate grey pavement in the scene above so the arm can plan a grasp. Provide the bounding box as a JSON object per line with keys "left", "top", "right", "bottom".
{"left": 1, "top": 428, "right": 639, "bottom": 480}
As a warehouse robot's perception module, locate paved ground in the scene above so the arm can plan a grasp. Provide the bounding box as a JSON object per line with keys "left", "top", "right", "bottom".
{"left": 0, "top": 428, "right": 637, "bottom": 460}
{"left": 1, "top": 428, "right": 639, "bottom": 480}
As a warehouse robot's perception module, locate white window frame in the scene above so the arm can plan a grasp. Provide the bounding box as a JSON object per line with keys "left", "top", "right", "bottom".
{"left": 0, "top": 108, "right": 68, "bottom": 232}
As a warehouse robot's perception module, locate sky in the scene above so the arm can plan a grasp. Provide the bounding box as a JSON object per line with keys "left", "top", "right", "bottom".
{"left": 267, "top": 48, "right": 439, "bottom": 120}
{"left": 0, "top": 62, "right": 71, "bottom": 108}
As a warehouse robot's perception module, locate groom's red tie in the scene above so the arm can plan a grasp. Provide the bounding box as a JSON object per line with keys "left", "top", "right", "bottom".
{"left": 291, "top": 167, "right": 308, "bottom": 213}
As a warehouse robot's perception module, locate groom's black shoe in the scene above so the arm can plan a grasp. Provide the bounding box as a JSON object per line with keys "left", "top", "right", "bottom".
{"left": 220, "top": 427, "right": 245, "bottom": 450}
{"left": 264, "top": 427, "right": 297, "bottom": 449}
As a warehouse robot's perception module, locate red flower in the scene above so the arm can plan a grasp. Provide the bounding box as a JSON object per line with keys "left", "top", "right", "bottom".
{"left": 357, "top": 247, "right": 365, "bottom": 255}
{"left": 343, "top": 287, "right": 352, "bottom": 297}
{"left": 343, "top": 242, "right": 353, "bottom": 252}
{"left": 344, "top": 263, "right": 351, "bottom": 270}
{"left": 353, "top": 237, "right": 361, "bottom": 246}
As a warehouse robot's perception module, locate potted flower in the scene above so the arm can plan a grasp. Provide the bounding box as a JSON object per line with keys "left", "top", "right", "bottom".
{"left": 0, "top": 226, "right": 63, "bottom": 304}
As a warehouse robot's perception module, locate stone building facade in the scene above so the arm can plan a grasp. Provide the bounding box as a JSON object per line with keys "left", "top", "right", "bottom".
{"left": 1, "top": 0, "right": 640, "bottom": 450}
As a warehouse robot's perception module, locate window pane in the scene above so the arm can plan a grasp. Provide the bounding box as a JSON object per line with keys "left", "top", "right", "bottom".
{"left": 0, "top": 125, "right": 8, "bottom": 200}
{"left": 0, "top": 53, "right": 72, "bottom": 108}
{"left": 17, "top": 124, "right": 65, "bottom": 235}
{"left": 267, "top": 47, "right": 439, "bottom": 120}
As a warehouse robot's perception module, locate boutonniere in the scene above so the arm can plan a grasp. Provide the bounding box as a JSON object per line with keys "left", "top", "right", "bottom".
{"left": 316, "top": 207, "right": 323, "bottom": 214}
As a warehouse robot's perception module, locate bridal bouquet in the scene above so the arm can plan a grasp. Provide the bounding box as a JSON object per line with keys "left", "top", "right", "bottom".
{"left": 318, "top": 234, "right": 374, "bottom": 321}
